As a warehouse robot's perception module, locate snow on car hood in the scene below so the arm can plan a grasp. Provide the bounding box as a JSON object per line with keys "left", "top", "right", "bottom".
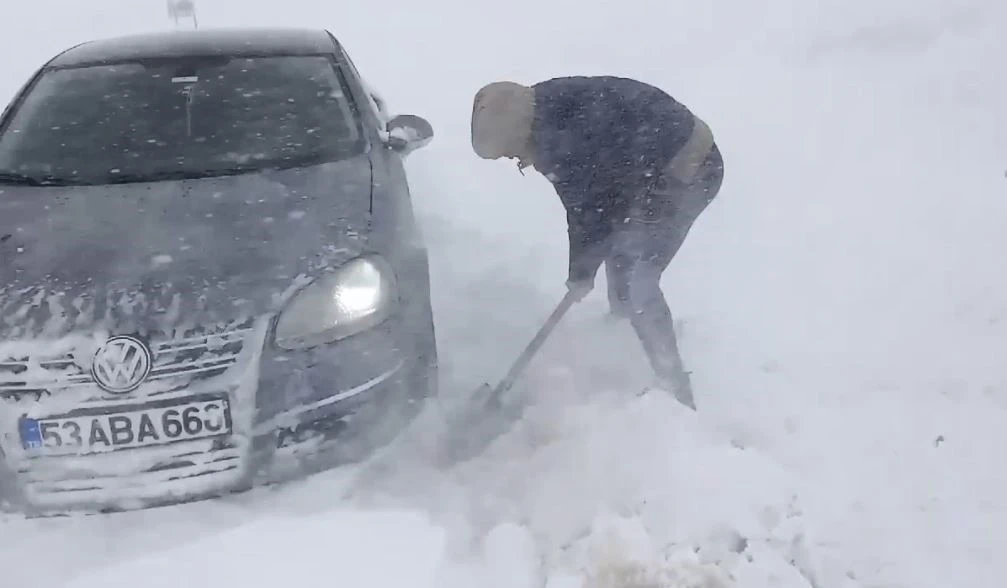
{"left": 0, "top": 156, "right": 373, "bottom": 340}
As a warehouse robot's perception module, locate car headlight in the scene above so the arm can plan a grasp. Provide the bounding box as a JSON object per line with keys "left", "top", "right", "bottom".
{"left": 273, "top": 255, "right": 398, "bottom": 350}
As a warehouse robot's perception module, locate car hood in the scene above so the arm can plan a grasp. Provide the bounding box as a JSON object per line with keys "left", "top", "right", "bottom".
{"left": 0, "top": 156, "right": 373, "bottom": 340}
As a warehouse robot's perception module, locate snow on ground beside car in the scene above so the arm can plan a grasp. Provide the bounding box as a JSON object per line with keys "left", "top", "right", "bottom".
{"left": 2, "top": 0, "right": 1006, "bottom": 587}
{"left": 60, "top": 392, "right": 851, "bottom": 588}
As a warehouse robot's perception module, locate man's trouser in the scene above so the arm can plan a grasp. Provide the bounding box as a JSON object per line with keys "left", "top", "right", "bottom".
{"left": 604, "top": 143, "right": 724, "bottom": 406}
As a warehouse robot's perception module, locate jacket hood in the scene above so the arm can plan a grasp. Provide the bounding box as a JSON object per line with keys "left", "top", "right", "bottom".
{"left": 471, "top": 81, "right": 535, "bottom": 162}
{"left": 0, "top": 156, "right": 373, "bottom": 340}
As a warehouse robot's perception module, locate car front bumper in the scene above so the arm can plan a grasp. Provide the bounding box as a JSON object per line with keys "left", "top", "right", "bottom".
{"left": 0, "top": 313, "right": 417, "bottom": 515}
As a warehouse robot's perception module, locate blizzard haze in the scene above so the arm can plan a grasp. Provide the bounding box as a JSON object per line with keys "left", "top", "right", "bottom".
{"left": 1, "top": 1, "right": 1006, "bottom": 587}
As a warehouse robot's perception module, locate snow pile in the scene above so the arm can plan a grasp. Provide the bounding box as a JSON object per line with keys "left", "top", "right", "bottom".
{"left": 64, "top": 393, "right": 857, "bottom": 588}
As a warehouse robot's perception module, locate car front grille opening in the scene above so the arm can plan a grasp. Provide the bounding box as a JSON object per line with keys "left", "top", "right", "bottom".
{"left": 0, "top": 321, "right": 255, "bottom": 402}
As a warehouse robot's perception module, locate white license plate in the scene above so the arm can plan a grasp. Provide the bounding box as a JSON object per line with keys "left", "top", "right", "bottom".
{"left": 19, "top": 397, "right": 232, "bottom": 455}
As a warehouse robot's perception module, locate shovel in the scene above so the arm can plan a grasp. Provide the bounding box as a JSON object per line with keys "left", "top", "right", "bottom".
{"left": 435, "top": 289, "right": 580, "bottom": 466}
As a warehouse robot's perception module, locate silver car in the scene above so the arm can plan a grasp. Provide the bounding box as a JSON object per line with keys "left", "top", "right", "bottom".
{"left": 0, "top": 27, "right": 439, "bottom": 515}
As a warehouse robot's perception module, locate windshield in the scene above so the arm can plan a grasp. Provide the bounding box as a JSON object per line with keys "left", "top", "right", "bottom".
{"left": 0, "top": 54, "right": 364, "bottom": 185}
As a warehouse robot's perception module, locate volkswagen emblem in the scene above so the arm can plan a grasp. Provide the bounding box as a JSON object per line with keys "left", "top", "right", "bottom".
{"left": 91, "top": 336, "right": 153, "bottom": 394}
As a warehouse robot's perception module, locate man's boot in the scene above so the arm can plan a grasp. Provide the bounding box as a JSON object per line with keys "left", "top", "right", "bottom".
{"left": 629, "top": 303, "right": 697, "bottom": 410}
{"left": 659, "top": 363, "right": 696, "bottom": 410}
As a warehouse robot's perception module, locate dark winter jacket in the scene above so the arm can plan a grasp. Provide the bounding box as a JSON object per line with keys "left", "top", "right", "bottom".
{"left": 531, "top": 76, "right": 715, "bottom": 283}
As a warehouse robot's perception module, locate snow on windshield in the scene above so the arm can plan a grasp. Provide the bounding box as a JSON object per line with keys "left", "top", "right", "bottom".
{"left": 0, "top": 55, "right": 362, "bottom": 184}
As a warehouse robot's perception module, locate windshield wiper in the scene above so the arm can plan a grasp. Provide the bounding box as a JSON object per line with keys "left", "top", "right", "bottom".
{"left": 101, "top": 166, "right": 265, "bottom": 185}
{"left": 0, "top": 171, "right": 83, "bottom": 186}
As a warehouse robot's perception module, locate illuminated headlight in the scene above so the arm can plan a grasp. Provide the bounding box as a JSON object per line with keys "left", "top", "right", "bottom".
{"left": 273, "top": 255, "right": 398, "bottom": 350}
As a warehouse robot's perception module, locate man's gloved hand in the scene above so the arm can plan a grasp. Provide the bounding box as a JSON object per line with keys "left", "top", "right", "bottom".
{"left": 565, "top": 277, "right": 594, "bottom": 302}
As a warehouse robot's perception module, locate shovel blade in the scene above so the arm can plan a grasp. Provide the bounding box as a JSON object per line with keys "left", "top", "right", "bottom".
{"left": 435, "top": 382, "right": 523, "bottom": 467}
{"left": 470, "top": 382, "right": 494, "bottom": 404}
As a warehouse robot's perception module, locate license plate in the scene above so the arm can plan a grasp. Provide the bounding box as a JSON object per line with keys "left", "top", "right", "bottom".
{"left": 19, "top": 397, "right": 232, "bottom": 455}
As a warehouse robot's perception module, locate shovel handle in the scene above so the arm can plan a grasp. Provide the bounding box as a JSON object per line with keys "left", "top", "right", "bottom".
{"left": 490, "top": 289, "right": 580, "bottom": 400}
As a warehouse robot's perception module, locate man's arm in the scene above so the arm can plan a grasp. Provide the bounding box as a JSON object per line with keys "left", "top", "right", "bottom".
{"left": 566, "top": 204, "right": 612, "bottom": 285}
{"left": 531, "top": 78, "right": 631, "bottom": 284}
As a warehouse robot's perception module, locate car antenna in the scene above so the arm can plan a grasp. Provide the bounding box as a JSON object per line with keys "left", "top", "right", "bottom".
{"left": 167, "top": 0, "right": 199, "bottom": 30}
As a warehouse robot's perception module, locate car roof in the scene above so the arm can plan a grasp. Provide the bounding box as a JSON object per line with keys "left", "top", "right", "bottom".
{"left": 47, "top": 28, "right": 338, "bottom": 68}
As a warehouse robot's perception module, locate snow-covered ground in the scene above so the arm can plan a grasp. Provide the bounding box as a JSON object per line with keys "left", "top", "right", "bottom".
{"left": 2, "top": 1, "right": 1006, "bottom": 587}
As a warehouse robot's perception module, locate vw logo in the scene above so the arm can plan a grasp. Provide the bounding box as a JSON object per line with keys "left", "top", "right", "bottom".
{"left": 91, "top": 336, "right": 153, "bottom": 394}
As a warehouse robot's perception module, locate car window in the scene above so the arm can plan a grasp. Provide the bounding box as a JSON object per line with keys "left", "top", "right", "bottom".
{"left": 0, "top": 55, "right": 365, "bottom": 185}
{"left": 339, "top": 48, "right": 387, "bottom": 128}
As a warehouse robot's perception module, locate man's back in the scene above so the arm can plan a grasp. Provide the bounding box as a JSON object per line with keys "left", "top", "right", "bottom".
{"left": 530, "top": 76, "right": 697, "bottom": 208}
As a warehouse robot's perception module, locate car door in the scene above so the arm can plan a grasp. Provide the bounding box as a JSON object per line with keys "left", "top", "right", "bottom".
{"left": 333, "top": 42, "right": 420, "bottom": 242}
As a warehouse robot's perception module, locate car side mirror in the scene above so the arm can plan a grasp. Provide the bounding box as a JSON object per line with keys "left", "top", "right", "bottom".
{"left": 384, "top": 114, "right": 433, "bottom": 155}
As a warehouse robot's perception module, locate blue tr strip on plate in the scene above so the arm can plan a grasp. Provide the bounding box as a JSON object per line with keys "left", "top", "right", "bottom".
{"left": 19, "top": 417, "right": 43, "bottom": 450}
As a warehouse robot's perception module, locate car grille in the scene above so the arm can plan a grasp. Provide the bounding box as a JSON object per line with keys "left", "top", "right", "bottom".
{"left": 0, "top": 321, "right": 255, "bottom": 402}
{"left": 1, "top": 318, "right": 267, "bottom": 509}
